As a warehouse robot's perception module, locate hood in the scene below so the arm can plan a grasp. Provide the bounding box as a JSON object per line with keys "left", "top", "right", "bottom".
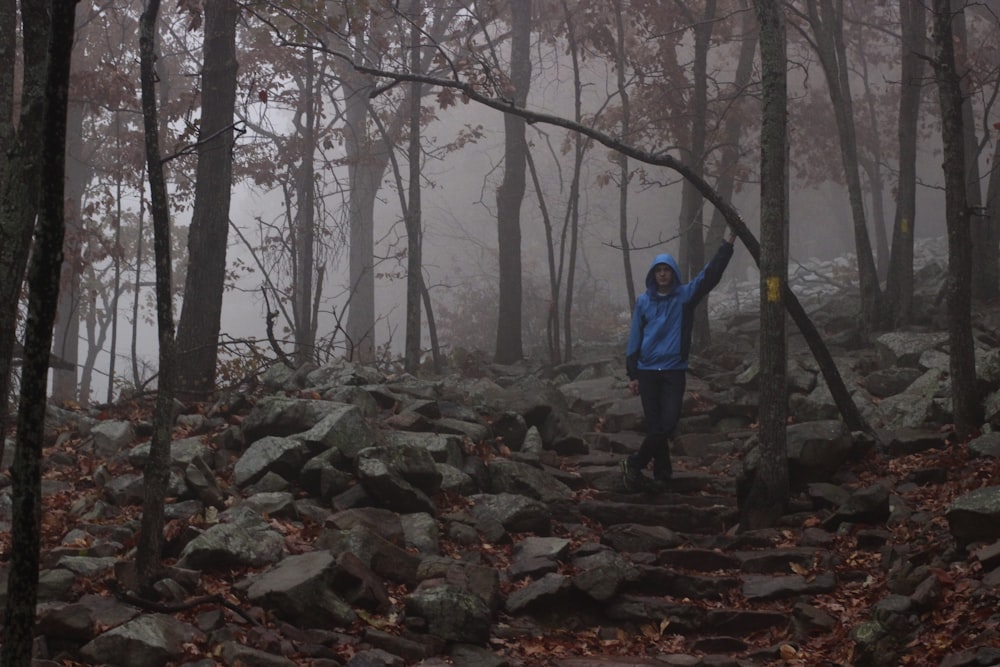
{"left": 645, "top": 252, "right": 681, "bottom": 294}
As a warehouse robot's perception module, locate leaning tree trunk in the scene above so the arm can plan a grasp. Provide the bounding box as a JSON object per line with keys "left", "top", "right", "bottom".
{"left": 932, "top": 0, "right": 979, "bottom": 439}
{"left": 327, "top": 29, "right": 873, "bottom": 434}
{"left": 739, "top": 0, "right": 789, "bottom": 532}
{"left": 1, "top": 2, "right": 76, "bottom": 664}
{"left": 135, "top": 0, "right": 179, "bottom": 595}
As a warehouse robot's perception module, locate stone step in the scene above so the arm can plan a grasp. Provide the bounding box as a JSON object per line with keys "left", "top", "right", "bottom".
{"left": 578, "top": 499, "right": 738, "bottom": 534}
{"left": 605, "top": 595, "right": 790, "bottom": 637}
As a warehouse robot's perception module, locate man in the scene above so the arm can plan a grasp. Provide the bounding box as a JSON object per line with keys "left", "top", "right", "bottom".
{"left": 620, "top": 229, "right": 737, "bottom": 492}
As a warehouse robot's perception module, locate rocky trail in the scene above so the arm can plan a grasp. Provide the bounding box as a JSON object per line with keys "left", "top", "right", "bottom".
{"left": 5, "top": 334, "right": 1000, "bottom": 667}
{"left": 5, "top": 246, "right": 1000, "bottom": 667}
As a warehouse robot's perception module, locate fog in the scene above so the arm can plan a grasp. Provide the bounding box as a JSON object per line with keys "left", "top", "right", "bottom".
{"left": 47, "top": 1, "right": 973, "bottom": 405}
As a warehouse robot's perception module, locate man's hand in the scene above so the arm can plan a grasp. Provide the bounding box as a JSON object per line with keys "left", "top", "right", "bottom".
{"left": 628, "top": 379, "right": 639, "bottom": 396}
{"left": 725, "top": 228, "right": 737, "bottom": 244}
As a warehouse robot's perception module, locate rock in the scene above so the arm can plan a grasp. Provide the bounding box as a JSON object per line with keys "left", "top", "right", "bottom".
{"left": 78, "top": 614, "right": 205, "bottom": 667}
{"left": 240, "top": 550, "right": 360, "bottom": 628}
{"left": 946, "top": 485, "right": 1000, "bottom": 547}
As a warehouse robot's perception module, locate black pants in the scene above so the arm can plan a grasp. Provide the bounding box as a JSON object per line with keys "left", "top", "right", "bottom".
{"left": 628, "top": 369, "right": 686, "bottom": 480}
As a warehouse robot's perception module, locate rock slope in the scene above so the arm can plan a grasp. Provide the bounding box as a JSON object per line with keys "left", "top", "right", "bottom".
{"left": 4, "top": 311, "right": 1000, "bottom": 667}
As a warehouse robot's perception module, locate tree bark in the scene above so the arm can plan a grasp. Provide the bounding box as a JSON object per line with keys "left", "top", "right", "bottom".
{"left": 135, "top": 0, "right": 178, "bottom": 595}
{"left": 0, "top": 0, "right": 13, "bottom": 165}
{"left": 800, "top": 0, "right": 882, "bottom": 334}
{"left": 952, "top": 2, "right": 997, "bottom": 300}
{"left": 986, "top": 132, "right": 1000, "bottom": 280}
{"left": 739, "top": 0, "right": 789, "bottom": 532}
{"left": 706, "top": 0, "right": 758, "bottom": 255}
{"left": 0, "top": 0, "right": 48, "bottom": 454}
{"left": 560, "top": 0, "right": 584, "bottom": 364}
{"left": 343, "top": 57, "right": 381, "bottom": 364}
{"left": 292, "top": 47, "right": 317, "bottom": 367}
{"left": 857, "top": 58, "right": 889, "bottom": 281}
{"left": 404, "top": 13, "right": 423, "bottom": 374}
{"left": 884, "top": 0, "right": 925, "bottom": 328}
{"left": 612, "top": 0, "right": 636, "bottom": 310}
{"left": 932, "top": 0, "right": 980, "bottom": 438}
{"left": 176, "top": 0, "right": 240, "bottom": 397}
{"left": 527, "top": 147, "right": 561, "bottom": 363}
{"left": 494, "top": 0, "right": 531, "bottom": 365}
{"left": 420, "top": 279, "right": 442, "bottom": 373}
{"left": 50, "top": 96, "right": 88, "bottom": 405}
{"left": 679, "top": 0, "right": 714, "bottom": 352}
{"left": 1, "top": 2, "right": 76, "bottom": 663}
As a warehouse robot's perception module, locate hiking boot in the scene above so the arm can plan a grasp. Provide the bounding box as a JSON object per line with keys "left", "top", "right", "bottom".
{"left": 620, "top": 458, "right": 643, "bottom": 492}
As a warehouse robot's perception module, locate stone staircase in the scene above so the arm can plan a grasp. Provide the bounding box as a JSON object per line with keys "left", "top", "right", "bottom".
{"left": 531, "top": 436, "right": 845, "bottom": 666}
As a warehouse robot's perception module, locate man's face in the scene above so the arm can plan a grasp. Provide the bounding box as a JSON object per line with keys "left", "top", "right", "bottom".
{"left": 654, "top": 264, "right": 674, "bottom": 289}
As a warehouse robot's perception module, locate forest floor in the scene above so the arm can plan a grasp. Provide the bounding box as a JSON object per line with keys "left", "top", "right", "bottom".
{"left": 8, "top": 382, "right": 998, "bottom": 666}
{"left": 6, "top": 295, "right": 1000, "bottom": 665}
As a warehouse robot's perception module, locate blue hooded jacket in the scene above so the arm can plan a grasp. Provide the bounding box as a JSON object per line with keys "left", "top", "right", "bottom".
{"left": 625, "top": 240, "right": 734, "bottom": 378}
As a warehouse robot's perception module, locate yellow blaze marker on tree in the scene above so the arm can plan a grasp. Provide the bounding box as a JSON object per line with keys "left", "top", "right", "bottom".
{"left": 766, "top": 276, "right": 781, "bottom": 302}
{"left": 901, "top": 218, "right": 910, "bottom": 234}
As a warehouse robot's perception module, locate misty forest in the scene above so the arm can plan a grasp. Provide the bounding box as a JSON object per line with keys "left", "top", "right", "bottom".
{"left": 1, "top": 0, "right": 1000, "bottom": 665}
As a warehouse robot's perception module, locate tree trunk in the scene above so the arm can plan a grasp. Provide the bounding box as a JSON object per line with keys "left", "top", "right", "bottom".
{"left": 494, "top": 0, "right": 531, "bottom": 364}
{"left": 986, "top": 132, "right": 1000, "bottom": 280}
{"left": 953, "top": 3, "right": 997, "bottom": 300}
{"left": 707, "top": 0, "right": 758, "bottom": 254}
{"left": 0, "top": 0, "right": 48, "bottom": 452}
{"left": 855, "top": 36, "right": 890, "bottom": 282}
{"left": 932, "top": 0, "right": 980, "bottom": 439}
{"left": 79, "top": 284, "right": 112, "bottom": 406}
{"left": 175, "top": 0, "right": 239, "bottom": 398}
{"left": 420, "top": 279, "right": 443, "bottom": 373}
{"left": 739, "top": 0, "right": 789, "bottom": 532}
{"left": 292, "top": 47, "right": 317, "bottom": 367}
{"left": 404, "top": 15, "right": 423, "bottom": 374}
{"left": 0, "top": 0, "right": 13, "bottom": 165}
{"left": 135, "top": 0, "right": 178, "bottom": 595}
{"left": 130, "top": 200, "right": 146, "bottom": 388}
{"left": 804, "top": 0, "right": 882, "bottom": 334}
{"left": 1, "top": 2, "right": 75, "bottom": 663}
{"left": 561, "top": 0, "right": 584, "bottom": 364}
{"left": 680, "top": 0, "right": 714, "bottom": 352}
{"left": 612, "top": 0, "right": 636, "bottom": 310}
{"left": 526, "top": 149, "right": 560, "bottom": 364}
{"left": 50, "top": 97, "right": 88, "bottom": 405}
{"left": 107, "top": 116, "right": 126, "bottom": 403}
{"left": 884, "top": 0, "right": 925, "bottom": 328}
{"left": 343, "top": 60, "right": 380, "bottom": 364}
{"left": 338, "top": 0, "right": 455, "bottom": 365}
